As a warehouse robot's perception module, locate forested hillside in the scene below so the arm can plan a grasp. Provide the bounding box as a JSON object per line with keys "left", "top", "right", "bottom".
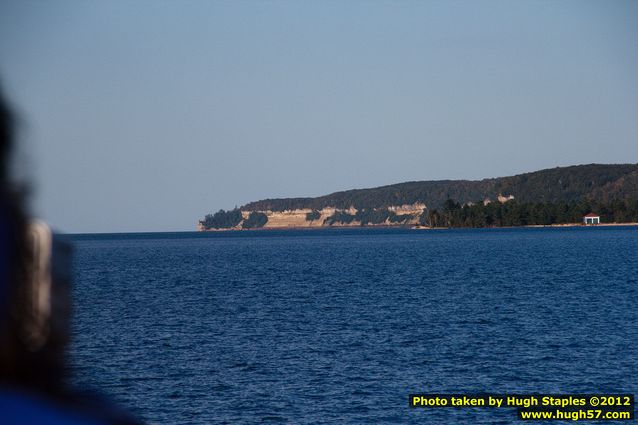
{"left": 200, "top": 164, "right": 638, "bottom": 229}
{"left": 241, "top": 164, "right": 638, "bottom": 211}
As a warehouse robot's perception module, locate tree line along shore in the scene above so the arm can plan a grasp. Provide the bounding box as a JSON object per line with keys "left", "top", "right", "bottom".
{"left": 200, "top": 164, "right": 638, "bottom": 230}
{"left": 199, "top": 198, "right": 638, "bottom": 230}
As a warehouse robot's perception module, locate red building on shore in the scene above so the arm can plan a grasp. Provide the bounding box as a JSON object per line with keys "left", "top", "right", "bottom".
{"left": 583, "top": 213, "right": 600, "bottom": 225}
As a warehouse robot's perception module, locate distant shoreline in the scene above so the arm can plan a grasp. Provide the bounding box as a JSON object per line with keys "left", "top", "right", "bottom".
{"left": 199, "top": 222, "right": 638, "bottom": 232}
{"left": 200, "top": 164, "right": 638, "bottom": 232}
{"left": 525, "top": 222, "right": 638, "bottom": 227}
{"left": 413, "top": 222, "right": 638, "bottom": 230}
{"left": 413, "top": 222, "right": 638, "bottom": 229}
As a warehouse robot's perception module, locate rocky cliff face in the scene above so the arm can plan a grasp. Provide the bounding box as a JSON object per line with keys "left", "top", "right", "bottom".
{"left": 201, "top": 164, "right": 638, "bottom": 230}
{"left": 245, "top": 208, "right": 323, "bottom": 228}
{"left": 201, "top": 203, "right": 426, "bottom": 230}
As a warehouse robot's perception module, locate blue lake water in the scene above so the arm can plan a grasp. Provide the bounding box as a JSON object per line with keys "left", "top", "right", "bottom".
{"left": 67, "top": 227, "right": 638, "bottom": 424}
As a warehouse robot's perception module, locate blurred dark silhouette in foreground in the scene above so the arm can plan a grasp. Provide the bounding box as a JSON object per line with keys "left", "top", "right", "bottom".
{"left": 0, "top": 82, "right": 141, "bottom": 424}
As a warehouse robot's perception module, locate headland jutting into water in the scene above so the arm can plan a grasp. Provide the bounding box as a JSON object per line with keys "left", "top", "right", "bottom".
{"left": 199, "top": 163, "right": 638, "bottom": 231}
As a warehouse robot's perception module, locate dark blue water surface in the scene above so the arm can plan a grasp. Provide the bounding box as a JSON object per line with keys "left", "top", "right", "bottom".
{"left": 68, "top": 227, "right": 638, "bottom": 424}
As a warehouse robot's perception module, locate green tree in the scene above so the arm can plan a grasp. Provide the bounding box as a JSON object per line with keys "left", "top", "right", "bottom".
{"left": 200, "top": 209, "right": 243, "bottom": 229}
{"left": 242, "top": 211, "right": 268, "bottom": 229}
{"left": 306, "top": 210, "right": 321, "bottom": 221}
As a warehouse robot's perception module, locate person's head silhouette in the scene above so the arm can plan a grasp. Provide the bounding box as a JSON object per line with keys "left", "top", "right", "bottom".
{"left": 0, "top": 81, "right": 140, "bottom": 425}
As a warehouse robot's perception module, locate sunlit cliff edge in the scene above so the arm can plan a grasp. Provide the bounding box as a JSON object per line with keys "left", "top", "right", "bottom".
{"left": 199, "top": 163, "right": 638, "bottom": 230}
{"left": 197, "top": 204, "right": 428, "bottom": 231}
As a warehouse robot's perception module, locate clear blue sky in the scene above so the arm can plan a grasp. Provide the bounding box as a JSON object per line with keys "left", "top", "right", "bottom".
{"left": 1, "top": 1, "right": 637, "bottom": 233}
